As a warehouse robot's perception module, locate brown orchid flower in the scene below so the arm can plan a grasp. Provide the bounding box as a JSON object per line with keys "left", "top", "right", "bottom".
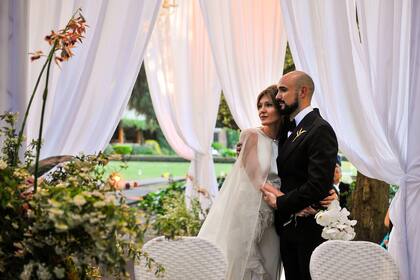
{"left": 30, "top": 8, "right": 88, "bottom": 66}
{"left": 29, "top": 50, "right": 44, "bottom": 61}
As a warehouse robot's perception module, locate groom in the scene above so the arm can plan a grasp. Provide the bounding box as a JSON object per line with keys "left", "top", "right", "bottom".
{"left": 262, "top": 71, "right": 338, "bottom": 280}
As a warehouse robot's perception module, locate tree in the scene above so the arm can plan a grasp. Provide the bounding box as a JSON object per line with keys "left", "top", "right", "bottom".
{"left": 127, "top": 64, "right": 171, "bottom": 151}
{"left": 216, "top": 93, "right": 239, "bottom": 130}
{"left": 350, "top": 172, "right": 389, "bottom": 242}
{"left": 283, "top": 43, "right": 295, "bottom": 74}
{"left": 128, "top": 64, "right": 159, "bottom": 131}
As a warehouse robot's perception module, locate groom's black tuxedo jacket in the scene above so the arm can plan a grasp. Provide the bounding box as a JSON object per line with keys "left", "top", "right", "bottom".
{"left": 275, "top": 109, "right": 338, "bottom": 226}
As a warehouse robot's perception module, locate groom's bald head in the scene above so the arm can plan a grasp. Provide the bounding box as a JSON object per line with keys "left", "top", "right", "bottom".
{"left": 284, "top": 71, "right": 315, "bottom": 97}
{"left": 276, "top": 71, "right": 315, "bottom": 117}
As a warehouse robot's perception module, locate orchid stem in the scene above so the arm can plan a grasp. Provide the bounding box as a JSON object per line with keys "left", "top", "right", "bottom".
{"left": 33, "top": 41, "right": 57, "bottom": 192}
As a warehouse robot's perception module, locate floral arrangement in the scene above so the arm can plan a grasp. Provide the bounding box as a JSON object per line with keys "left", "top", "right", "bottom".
{"left": 0, "top": 8, "right": 162, "bottom": 279}
{"left": 315, "top": 199, "right": 357, "bottom": 241}
{"left": 16, "top": 8, "right": 88, "bottom": 192}
{"left": 0, "top": 114, "right": 163, "bottom": 279}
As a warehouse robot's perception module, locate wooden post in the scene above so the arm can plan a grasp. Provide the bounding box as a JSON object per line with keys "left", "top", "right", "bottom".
{"left": 135, "top": 130, "right": 143, "bottom": 144}
{"left": 118, "top": 126, "right": 124, "bottom": 144}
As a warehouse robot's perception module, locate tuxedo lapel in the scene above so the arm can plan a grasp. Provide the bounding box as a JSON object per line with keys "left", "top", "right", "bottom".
{"left": 279, "top": 110, "right": 318, "bottom": 162}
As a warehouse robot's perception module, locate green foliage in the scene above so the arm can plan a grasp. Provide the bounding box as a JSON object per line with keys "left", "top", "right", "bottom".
{"left": 103, "top": 144, "right": 115, "bottom": 155}
{"left": 212, "top": 142, "right": 235, "bottom": 158}
{"left": 226, "top": 128, "right": 240, "bottom": 149}
{"left": 283, "top": 43, "right": 295, "bottom": 74}
{"left": 120, "top": 118, "right": 147, "bottom": 130}
{"left": 389, "top": 184, "right": 399, "bottom": 200}
{"left": 138, "top": 182, "right": 185, "bottom": 216}
{"left": 128, "top": 64, "right": 160, "bottom": 132}
{"left": 154, "top": 194, "right": 203, "bottom": 239}
{"left": 112, "top": 144, "right": 133, "bottom": 155}
{"left": 211, "top": 142, "right": 225, "bottom": 151}
{"left": 0, "top": 139, "right": 162, "bottom": 279}
{"left": 138, "top": 182, "right": 204, "bottom": 239}
{"left": 145, "top": 140, "right": 162, "bottom": 155}
{"left": 161, "top": 147, "right": 176, "bottom": 156}
{"left": 131, "top": 144, "right": 154, "bottom": 155}
{"left": 155, "top": 133, "right": 174, "bottom": 155}
{"left": 216, "top": 93, "right": 238, "bottom": 130}
{"left": 220, "top": 148, "right": 236, "bottom": 158}
{"left": 0, "top": 112, "right": 164, "bottom": 279}
{"left": 217, "top": 173, "right": 228, "bottom": 190}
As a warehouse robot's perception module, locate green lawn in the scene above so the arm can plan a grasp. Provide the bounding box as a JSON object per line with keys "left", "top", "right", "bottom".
{"left": 104, "top": 159, "right": 357, "bottom": 183}
{"left": 104, "top": 161, "right": 234, "bottom": 180}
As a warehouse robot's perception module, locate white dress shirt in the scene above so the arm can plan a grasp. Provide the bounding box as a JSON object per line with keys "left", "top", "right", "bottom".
{"left": 287, "top": 106, "right": 313, "bottom": 137}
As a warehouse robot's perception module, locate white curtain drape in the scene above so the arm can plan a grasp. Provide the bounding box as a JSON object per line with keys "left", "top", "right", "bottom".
{"left": 0, "top": 0, "right": 28, "bottom": 117}
{"left": 280, "top": 1, "right": 419, "bottom": 278}
{"left": 388, "top": 1, "right": 420, "bottom": 279}
{"left": 199, "top": 0, "right": 287, "bottom": 129}
{"left": 144, "top": 0, "right": 221, "bottom": 208}
{"left": 6, "top": 0, "right": 161, "bottom": 158}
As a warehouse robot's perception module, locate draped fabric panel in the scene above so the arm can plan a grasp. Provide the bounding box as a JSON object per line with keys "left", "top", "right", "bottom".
{"left": 199, "top": 0, "right": 287, "bottom": 129}
{"left": 0, "top": 0, "right": 28, "bottom": 118}
{"left": 388, "top": 1, "right": 420, "bottom": 278}
{"left": 280, "top": 0, "right": 403, "bottom": 183}
{"left": 144, "top": 0, "right": 221, "bottom": 208}
{"left": 3, "top": 0, "right": 162, "bottom": 158}
{"left": 280, "top": 1, "right": 419, "bottom": 278}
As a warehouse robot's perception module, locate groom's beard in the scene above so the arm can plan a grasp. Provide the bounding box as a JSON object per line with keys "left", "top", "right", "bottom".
{"left": 279, "top": 98, "right": 299, "bottom": 116}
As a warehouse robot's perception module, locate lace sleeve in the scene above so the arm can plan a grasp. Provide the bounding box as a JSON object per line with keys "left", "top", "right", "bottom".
{"left": 239, "top": 129, "right": 270, "bottom": 190}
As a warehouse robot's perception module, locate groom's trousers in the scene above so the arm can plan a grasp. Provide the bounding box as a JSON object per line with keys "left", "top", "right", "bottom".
{"left": 279, "top": 215, "right": 324, "bottom": 280}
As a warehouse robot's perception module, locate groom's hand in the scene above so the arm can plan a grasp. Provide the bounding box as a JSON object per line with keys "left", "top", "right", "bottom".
{"left": 320, "top": 189, "right": 338, "bottom": 207}
{"left": 235, "top": 142, "right": 242, "bottom": 156}
{"left": 261, "top": 183, "right": 284, "bottom": 209}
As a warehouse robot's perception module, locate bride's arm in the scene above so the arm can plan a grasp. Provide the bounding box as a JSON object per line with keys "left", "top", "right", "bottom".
{"left": 239, "top": 130, "right": 268, "bottom": 190}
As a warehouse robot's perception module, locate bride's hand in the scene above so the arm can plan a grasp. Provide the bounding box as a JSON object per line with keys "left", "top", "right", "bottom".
{"left": 261, "top": 183, "right": 282, "bottom": 196}
{"left": 261, "top": 183, "right": 284, "bottom": 209}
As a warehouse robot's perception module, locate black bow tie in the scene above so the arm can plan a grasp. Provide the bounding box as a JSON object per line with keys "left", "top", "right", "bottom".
{"left": 278, "top": 119, "right": 297, "bottom": 145}
{"left": 287, "top": 119, "right": 296, "bottom": 132}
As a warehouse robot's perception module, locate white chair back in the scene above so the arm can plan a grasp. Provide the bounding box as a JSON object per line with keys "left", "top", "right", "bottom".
{"left": 134, "top": 236, "right": 226, "bottom": 280}
{"left": 310, "top": 240, "right": 399, "bottom": 280}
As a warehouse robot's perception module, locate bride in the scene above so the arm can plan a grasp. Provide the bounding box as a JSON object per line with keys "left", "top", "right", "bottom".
{"left": 199, "top": 85, "right": 284, "bottom": 280}
{"left": 198, "top": 85, "right": 335, "bottom": 280}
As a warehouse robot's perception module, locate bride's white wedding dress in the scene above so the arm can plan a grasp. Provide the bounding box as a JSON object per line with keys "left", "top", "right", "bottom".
{"left": 198, "top": 128, "right": 281, "bottom": 280}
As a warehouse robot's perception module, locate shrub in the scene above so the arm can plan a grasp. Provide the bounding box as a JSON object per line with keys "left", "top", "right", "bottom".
{"left": 138, "top": 182, "right": 185, "bottom": 216}
{"left": 226, "top": 129, "right": 240, "bottom": 149}
{"left": 112, "top": 144, "right": 133, "bottom": 155}
{"left": 131, "top": 144, "right": 154, "bottom": 155}
{"left": 103, "top": 144, "right": 115, "bottom": 155}
{"left": 154, "top": 193, "right": 203, "bottom": 238}
{"left": 144, "top": 140, "right": 162, "bottom": 155}
{"left": 211, "top": 142, "right": 225, "bottom": 152}
{"left": 0, "top": 147, "right": 161, "bottom": 279}
{"left": 220, "top": 148, "right": 236, "bottom": 158}
{"left": 161, "top": 147, "right": 176, "bottom": 156}
{"left": 137, "top": 182, "right": 204, "bottom": 238}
